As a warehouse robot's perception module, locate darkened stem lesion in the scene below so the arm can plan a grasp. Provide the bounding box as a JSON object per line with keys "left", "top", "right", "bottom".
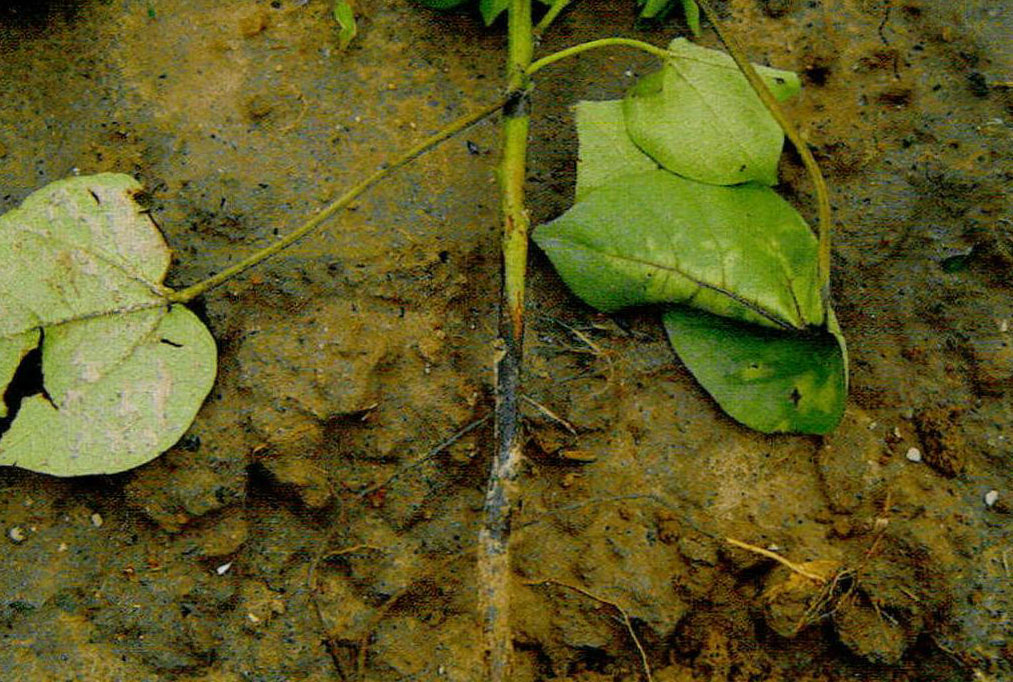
{"left": 478, "top": 0, "right": 533, "bottom": 679}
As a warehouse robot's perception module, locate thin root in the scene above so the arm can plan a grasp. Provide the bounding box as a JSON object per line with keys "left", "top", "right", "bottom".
{"left": 357, "top": 414, "right": 490, "bottom": 496}
{"left": 794, "top": 566, "right": 856, "bottom": 634}
{"left": 726, "top": 537, "right": 829, "bottom": 583}
{"left": 552, "top": 318, "right": 616, "bottom": 396}
{"left": 358, "top": 550, "right": 474, "bottom": 678}
{"left": 308, "top": 498, "right": 351, "bottom": 680}
{"left": 526, "top": 578, "right": 653, "bottom": 682}
{"left": 521, "top": 394, "right": 577, "bottom": 435}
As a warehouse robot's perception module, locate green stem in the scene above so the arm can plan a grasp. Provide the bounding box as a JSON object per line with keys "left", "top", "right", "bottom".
{"left": 527, "top": 37, "right": 671, "bottom": 76}
{"left": 694, "top": 0, "right": 833, "bottom": 312}
{"left": 532, "top": 0, "right": 572, "bottom": 37}
{"left": 166, "top": 99, "right": 505, "bottom": 304}
{"left": 506, "top": 0, "right": 534, "bottom": 92}
{"left": 479, "top": 0, "right": 533, "bottom": 680}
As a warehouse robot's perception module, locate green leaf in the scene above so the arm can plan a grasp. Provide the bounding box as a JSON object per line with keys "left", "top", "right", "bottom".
{"left": 479, "top": 0, "right": 508, "bottom": 25}
{"left": 638, "top": 0, "right": 674, "bottom": 19}
{"left": 637, "top": 0, "right": 698, "bottom": 32}
{"left": 574, "top": 100, "right": 658, "bottom": 200}
{"left": 0, "top": 174, "right": 217, "bottom": 476}
{"left": 681, "top": 0, "right": 701, "bottom": 36}
{"left": 413, "top": 0, "right": 559, "bottom": 25}
{"left": 623, "top": 38, "right": 801, "bottom": 186}
{"left": 412, "top": 0, "right": 471, "bottom": 9}
{"left": 662, "top": 306, "right": 846, "bottom": 434}
{"left": 532, "top": 169, "right": 823, "bottom": 330}
{"left": 333, "top": 1, "right": 357, "bottom": 51}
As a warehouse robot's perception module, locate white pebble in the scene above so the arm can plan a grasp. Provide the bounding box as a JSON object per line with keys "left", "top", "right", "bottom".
{"left": 8, "top": 527, "right": 25, "bottom": 543}
{"left": 985, "top": 490, "right": 999, "bottom": 507}
{"left": 905, "top": 447, "right": 922, "bottom": 462}
{"left": 216, "top": 562, "right": 233, "bottom": 575}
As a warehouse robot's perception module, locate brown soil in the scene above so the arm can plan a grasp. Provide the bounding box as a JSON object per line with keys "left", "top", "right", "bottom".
{"left": 1, "top": 0, "right": 1011, "bottom": 680}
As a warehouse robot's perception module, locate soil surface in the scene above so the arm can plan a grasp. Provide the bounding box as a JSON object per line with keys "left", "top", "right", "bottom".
{"left": 1, "top": 0, "right": 1011, "bottom": 680}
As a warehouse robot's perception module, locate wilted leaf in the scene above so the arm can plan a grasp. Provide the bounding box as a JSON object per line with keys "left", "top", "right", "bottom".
{"left": 0, "top": 174, "right": 217, "bottom": 476}
{"left": 575, "top": 99, "right": 658, "bottom": 200}
{"left": 532, "top": 169, "right": 823, "bottom": 330}
{"left": 623, "top": 38, "right": 801, "bottom": 186}
{"left": 333, "top": 0, "right": 357, "bottom": 51}
{"left": 662, "top": 306, "right": 846, "bottom": 434}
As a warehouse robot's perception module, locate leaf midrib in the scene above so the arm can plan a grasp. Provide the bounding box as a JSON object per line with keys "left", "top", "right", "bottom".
{"left": 545, "top": 234, "right": 800, "bottom": 330}
{"left": 666, "top": 58, "right": 768, "bottom": 180}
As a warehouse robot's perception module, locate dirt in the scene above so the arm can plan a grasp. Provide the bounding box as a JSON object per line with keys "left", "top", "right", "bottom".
{"left": 1, "top": 0, "right": 1011, "bottom": 680}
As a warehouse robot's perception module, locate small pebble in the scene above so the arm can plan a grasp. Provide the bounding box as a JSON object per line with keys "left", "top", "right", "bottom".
{"left": 905, "top": 447, "right": 922, "bottom": 462}
{"left": 216, "top": 562, "right": 233, "bottom": 575}
{"left": 8, "top": 527, "right": 26, "bottom": 544}
{"left": 985, "top": 490, "right": 999, "bottom": 507}
{"left": 90, "top": 513, "right": 104, "bottom": 528}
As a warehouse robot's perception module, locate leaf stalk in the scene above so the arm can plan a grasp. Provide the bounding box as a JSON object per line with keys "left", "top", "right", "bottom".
{"left": 694, "top": 0, "right": 833, "bottom": 314}
{"left": 167, "top": 99, "right": 504, "bottom": 304}
{"left": 526, "top": 37, "right": 672, "bottom": 76}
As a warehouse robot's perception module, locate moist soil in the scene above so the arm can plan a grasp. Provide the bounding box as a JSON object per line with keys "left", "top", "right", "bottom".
{"left": 1, "top": 0, "right": 1011, "bottom": 680}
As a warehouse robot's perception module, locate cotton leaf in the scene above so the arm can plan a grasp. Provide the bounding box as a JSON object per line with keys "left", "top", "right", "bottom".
{"left": 532, "top": 170, "right": 823, "bottom": 330}
{"left": 663, "top": 306, "right": 846, "bottom": 434}
{"left": 623, "top": 38, "right": 801, "bottom": 186}
{"left": 0, "top": 174, "right": 217, "bottom": 476}
{"left": 574, "top": 99, "right": 658, "bottom": 200}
